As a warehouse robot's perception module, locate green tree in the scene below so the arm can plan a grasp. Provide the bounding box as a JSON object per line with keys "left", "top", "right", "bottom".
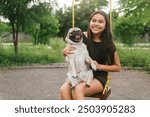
{"left": 113, "top": 0, "right": 150, "bottom": 44}
{"left": 0, "top": 0, "right": 35, "bottom": 54}
{"left": 0, "top": 21, "right": 11, "bottom": 36}
{"left": 118, "top": 0, "right": 150, "bottom": 35}
{"left": 0, "top": 0, "right": 59, "bottom": 52}
{"left": 114, "top": 16, "right": 144, "bottom": 46}
{"left": 25, "top": 2, "right": 59, "bottom": 45}
{"left": 118, "top": 0, "right": 150, "bottom": 23}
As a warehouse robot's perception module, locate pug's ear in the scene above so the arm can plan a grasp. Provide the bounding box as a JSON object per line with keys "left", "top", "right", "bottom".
{"left": 63, "top": 28, "right": 70, "bottom": 42}
{"left": 65, "top": 29, "right": 69, "bottom": 37}
{"left": 81, "top": 31, "right": 84, "bottom": 37}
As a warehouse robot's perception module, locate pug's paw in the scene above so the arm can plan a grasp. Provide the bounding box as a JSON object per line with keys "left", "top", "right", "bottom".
{"left": 91, "top": 62, "right": 97, "bottom": 71}
{"left": 72, "top": 72, "right": 78, "bottom": 78}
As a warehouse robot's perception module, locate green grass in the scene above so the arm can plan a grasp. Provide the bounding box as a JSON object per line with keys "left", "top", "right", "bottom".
{"left": 116, "top": 44, "right": 150, "bottom": 71}
{"left": 0, "top": 40, "right": 150, "bottom": 71}
{"left": 0, "top": 38, "right": 66, "bottom": 67}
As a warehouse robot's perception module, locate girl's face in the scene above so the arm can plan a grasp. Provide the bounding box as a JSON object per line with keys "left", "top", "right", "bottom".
{"left": 90, "top": 13, "right": 106, "bottom": 35}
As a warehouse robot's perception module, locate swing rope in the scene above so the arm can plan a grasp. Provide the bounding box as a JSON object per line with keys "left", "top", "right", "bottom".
{"left": 102, "top": 0, "right": 112, "bottom": 95}
{"left": 110, "top": 0, "right": 112, "bottom": 32}
{"left": 72, "top": 0, "right": 75, "bottom": 29}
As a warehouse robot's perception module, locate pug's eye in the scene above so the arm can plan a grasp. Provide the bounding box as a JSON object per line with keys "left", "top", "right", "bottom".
{"left": 69, "top": 33, "right": 75, "bottom": 39}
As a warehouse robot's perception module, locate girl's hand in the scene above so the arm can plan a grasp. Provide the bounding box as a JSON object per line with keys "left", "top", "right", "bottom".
{"left": 62, "top": 45, "right": 76, "bottom": 56}
{"left": 93, "top": 60, "right": 102, "bottom": 71}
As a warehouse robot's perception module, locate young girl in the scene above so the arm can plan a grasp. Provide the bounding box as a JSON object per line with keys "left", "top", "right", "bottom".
{"left": 60, "top": 10, "right": 121, "bottom": 100}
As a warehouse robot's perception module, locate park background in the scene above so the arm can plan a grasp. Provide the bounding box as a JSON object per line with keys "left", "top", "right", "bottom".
{"left": 0, "top": 0, "right": 149, "bottom": 71}
{"left": 0, "top": 0, "right": 150, "bottom": 100}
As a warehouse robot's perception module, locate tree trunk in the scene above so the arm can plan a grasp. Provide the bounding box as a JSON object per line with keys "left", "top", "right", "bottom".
{"left": 12, "top": 22, "right": 18, "bottom": 54}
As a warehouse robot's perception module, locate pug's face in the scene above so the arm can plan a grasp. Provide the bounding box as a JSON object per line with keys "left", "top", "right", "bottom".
{"left": 66, "top": 27, "right": 83, "bottom": 43}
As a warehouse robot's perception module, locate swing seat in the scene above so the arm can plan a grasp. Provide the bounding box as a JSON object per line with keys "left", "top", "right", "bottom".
{"left": 87, "top": 74, "right": 111, "bottom": 100}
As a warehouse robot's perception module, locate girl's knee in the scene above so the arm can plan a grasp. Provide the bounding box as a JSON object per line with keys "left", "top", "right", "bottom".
{"left": 60, "top": 82, "right": 73, "bottom": 100}
{"left": 72, "top": 84, "right": 85, "bottom": 100}
{"left": 74, "top": 84, "right": 84, "bottom": 93}
{"left": 60, "top": 85, "right": 64, "bottom": 94}
{"left": 60, "top": 83, "right": 68, "bottom": 94}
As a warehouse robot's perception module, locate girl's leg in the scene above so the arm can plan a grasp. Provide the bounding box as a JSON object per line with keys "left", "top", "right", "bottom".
{"left": 72, "top": 82, "right": 85, "bottom": 100}
{"left": 72, "top": 79, "right": 103, "bottom": 100}
{"left": 60, "top": 82, "right": 73, "bottom": 100}
{"left": 85, "top": 79, "right": 104, "bottom": 96}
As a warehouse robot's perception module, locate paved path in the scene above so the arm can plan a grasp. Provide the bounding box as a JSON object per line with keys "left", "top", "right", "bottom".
{"left": 0, "top": 64, "right": 150, "bottom": 100}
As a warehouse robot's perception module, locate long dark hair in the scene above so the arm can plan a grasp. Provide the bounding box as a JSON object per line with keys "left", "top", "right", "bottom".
{"left": 87, "top": 10, "right": 115, "bottom": 65}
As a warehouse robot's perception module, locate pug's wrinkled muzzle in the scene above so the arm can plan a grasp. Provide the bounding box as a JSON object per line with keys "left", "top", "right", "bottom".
{"left": 66, "top": 27, "right": 83, "bottom": 43}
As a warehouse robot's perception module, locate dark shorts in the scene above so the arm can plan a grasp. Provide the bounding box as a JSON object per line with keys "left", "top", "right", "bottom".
{"left": 93, "top": 72, "right": 108, "bottom": 88}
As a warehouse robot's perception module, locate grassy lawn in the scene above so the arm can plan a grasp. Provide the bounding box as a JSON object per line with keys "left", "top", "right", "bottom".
{"left": 0, "top": 38, "right": 65, "bottom": 67}
{"left": 0, "top": 39, "right": 150, "bottom": 71}
{"left": 116, "top": 43, "right": 150, "bottom": 71}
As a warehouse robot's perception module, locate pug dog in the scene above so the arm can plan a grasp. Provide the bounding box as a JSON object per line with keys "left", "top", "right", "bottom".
{"left": 65, "top": 27, "right": 96, "bottom": 89}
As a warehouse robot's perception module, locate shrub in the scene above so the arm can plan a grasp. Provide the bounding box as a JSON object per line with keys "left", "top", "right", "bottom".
{"left": 0, "top": 39, "right": 149, "bottom": 72}
{"left": 118, "top": 47, "right": 150, "bottom": 70}
{"left": 0, "top": 38, "right": 65, "bottom": 67}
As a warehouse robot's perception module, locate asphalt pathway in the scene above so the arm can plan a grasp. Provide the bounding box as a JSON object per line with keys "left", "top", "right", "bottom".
{"left": 0, "top": 64, "right": 150, "bottom": 100}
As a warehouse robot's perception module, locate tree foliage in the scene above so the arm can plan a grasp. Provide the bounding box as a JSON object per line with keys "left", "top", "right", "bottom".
{"left": 113, "top": 0, "right": 150, "bottom": 44}
{"left": 0, "top": 21, "right": 11, "bottom": 36}
{"left": 114, "top": 16, "right": 144, "bottom": 46}
{"left": 118, "top": 0, "right": 150, "bottom": 25}
{"left": 0, "top": 0, "right": 34, "bottom": 53}
{"left": 0, "top": 0, "right": 60, "bottom": 53}
{"left": 25, "top": 2, "right": 59, "bottom": 45}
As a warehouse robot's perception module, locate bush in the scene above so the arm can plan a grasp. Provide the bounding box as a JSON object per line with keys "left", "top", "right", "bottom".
{"left": 0, "top": 39, "right": 150, "bottom": 72}
{"left": 118, "top": 47, "right": 150, "bottom": 70}
{"left": 0, "top": 38, "right": 65, "bottom": 67}
{"left": 114, "top": 17, "right": 144, "bottom": 46}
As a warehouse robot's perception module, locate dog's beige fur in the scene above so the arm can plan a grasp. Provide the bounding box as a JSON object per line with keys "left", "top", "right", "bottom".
{"left": 65, "top": 27, "right": 96, "bottom": 89}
